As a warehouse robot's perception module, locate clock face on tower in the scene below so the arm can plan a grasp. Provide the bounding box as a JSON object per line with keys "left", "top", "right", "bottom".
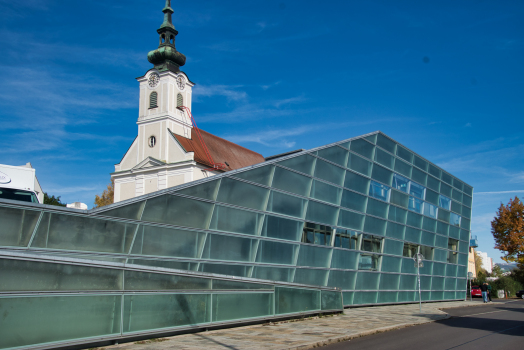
{"left": 176, "top": 75, "right": 185, "bottom": 91}
{"left": 148, "top": 73, "right": 160, "bottom": 88}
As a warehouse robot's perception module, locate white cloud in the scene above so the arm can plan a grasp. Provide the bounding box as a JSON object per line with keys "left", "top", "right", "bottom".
{"left": 193, "top": 84, "right": 247, "bottom": 101}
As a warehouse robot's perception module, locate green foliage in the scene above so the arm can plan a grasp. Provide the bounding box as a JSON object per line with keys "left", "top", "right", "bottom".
{"left": 43, "top": 192, "right": 66, "bottom": 207}
{"left": 491, "top": 265, "right": 504, "bottom": 278}
{"left": 490, "top": 276, "right": 523, "bottom": 298}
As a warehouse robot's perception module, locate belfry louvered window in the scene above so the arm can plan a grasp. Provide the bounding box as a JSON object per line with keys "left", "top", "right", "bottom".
{"left": 149, "top": 92, "right": 158, "bottom": 108}
{"left": 177, "top": 93, "right": 183, "bottom": 107}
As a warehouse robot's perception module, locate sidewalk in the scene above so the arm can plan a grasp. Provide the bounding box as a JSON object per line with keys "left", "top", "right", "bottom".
{"left": 101, "top": 300, "right": 484, "bottom": 350}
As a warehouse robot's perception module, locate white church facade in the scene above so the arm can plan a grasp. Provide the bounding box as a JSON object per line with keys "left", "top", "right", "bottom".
{"left": 112, "top": 1, "right": 264, "bottom": 203}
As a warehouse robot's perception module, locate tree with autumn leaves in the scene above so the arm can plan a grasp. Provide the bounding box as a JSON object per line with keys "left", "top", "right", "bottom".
{"left": 491, "top": 197, "right": 524, "bottom": 268}
{"left": 94, "top": 179, "right": 114, "bottom": 208}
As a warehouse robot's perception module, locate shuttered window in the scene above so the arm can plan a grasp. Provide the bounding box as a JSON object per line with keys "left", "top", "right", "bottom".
{"left": 149, "top": 92, "right": 158, "bottom": 108}
{"left": 177, "top": 93, "right": 183, "bottom": 107}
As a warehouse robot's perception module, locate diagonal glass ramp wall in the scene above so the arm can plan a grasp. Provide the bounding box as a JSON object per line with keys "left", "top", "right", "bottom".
{"left": 0, "top": 131, "right": 472, "bottom": 349}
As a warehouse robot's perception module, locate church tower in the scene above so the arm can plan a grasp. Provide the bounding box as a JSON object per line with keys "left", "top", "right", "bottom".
{"left": 112, "top": 1, "right": 265, "bottom": 203}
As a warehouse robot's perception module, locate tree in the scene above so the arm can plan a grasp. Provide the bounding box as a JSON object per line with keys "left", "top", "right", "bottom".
{"left": 491, "top": 197, "right": 524, "bottom": 268}
{"left": 44, "top": 193, "right": 66, "bottom": 207}
{"left": 94, "top": 179, "right": 114, "bottom": 208}
{"left": 474, "top": 250, "right": 486, "bottom": 277}
{"left": 491, "top": 265, "right": 504, "bottom": 278}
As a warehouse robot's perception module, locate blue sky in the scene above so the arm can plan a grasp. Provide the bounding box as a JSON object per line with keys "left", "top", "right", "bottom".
{"left": 0, "top": 0, "right": 523, "bottom": 263}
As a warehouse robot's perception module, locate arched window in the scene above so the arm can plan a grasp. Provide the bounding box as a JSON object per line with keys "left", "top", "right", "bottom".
{"left": 150, "top": 92, "right": 158, "bottom": 108}
{"left": 170, "top": 35, "right": 174, "bottom": 44}
{"left": 176, "top": 93, "right": 183, "bottom": 107}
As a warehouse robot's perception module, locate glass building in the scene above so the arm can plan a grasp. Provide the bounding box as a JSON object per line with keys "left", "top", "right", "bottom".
{"left": 0, "top": 132, "right": 472, "bottom": 350}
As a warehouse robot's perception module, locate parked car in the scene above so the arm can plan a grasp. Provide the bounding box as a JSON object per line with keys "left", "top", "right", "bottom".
{"left": 516, "top": 290, "right": 524, "bottom": 298}
{"left": 471, "top": 286, "right": 482, "bottom": 298}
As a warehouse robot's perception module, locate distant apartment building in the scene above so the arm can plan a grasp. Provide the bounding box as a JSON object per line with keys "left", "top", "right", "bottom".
{"left": 476, "top": 251, "right": 493, "bottom": 273}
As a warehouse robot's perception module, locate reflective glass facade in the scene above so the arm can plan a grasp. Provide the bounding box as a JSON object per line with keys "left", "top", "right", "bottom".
{"left": 0, "top": 132, "right": 472, "bottom": 350}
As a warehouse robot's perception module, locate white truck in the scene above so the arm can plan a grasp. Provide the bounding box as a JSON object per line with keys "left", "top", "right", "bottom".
{"left": 0, "top": 163, "right": 44, "bottom": 204}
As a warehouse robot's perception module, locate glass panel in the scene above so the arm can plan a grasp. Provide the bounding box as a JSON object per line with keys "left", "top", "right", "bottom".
{"left": 331, "top": 249, "right": 359, "bottom": 269}
{"left": 341, "top": 190, "right": 367, "bottom": 212}
{"left": 361, "top": 234, "right": 383, "bottom": 253}
{"left": 0, "top": 206, "right": 40, "bottom": 247}
{"left": 425, "top": 189, "right": 439, "bottom": 205}
{"left": 202, "top": 234, "right": 257, "bottom": 262}
{"left": 379, "top": 274, "right": 400, "bottom": 290}
{"left": 131, "top": 225, "right": 205, "bottom": 258}
{"left": 452, "top": 189, "right": 463, "bottom": 202}
{"left": 422, "top": 217, "right": 437, "bottom": 232}
{"left": 342, "top": 292, "right": 354, "bottom": 305}
{"left": 386, "top": 222, "right": 405, "bottom": 240}
{"left": 433, "top": 263, "right": 446, "bottom": 276}
{"left": 317, "top": 146, "right": 349, "bottom": 167}
{"left": 435, "top": 234, "right": 448, "bottom": 248}
{"left": 353, "top": 291, "right": 378, "bottom": 304}
{"left": 460, "top": 229, "right": 470, "bottom": 241}
{"left": 255, "top": 240, "right": 298, "bottom": 265}
{"left": 344, "top": 171, "right": 370, "bottom": 194}
{"left": 358, "top": 254, "right": 379, "bottom": 271}
{"left": 1, "top": 295, "right": 121, "bottom": 348}
{"left": 124, "top": 270, "right": 210, "bottom": 290}
{"left": 212, "top": 293, "right": 273, "bottom": 322}
{"left": 401, "top": 258, "right": 417, "bottom": 274}
{"left": 408, "top": 197, "right": 423, "bottom": 213}
{"left": 252, "top": 266, "right": 294, "bottom": 282}
{"left": 440, "top": 182, "right": 452, "bottom": 197}
{"left": 0, "top": 259, "right": 123, "bottom": 292}
{"left": 438, "top": 208, "right": 450, "bottom": 222}
{"left": 411, "top": 167, "right": 427, "bottom": 186}
{"left": 374, "top": 148, "right": 394, "bottom": 169}
{"left": 272, "top": 167, "right": 312, "bottom": 196}
{"left": 410, "top": 182, "right": 425, "bottom": 199}
{"left": 404, "top": 227, "right": 421, "bottom": 244}
{"left": 277, "top": 154, "right": 316, "bottom": 175}
{"left": 428, "top": 164, "right": 441, "bottom": 178}
{"left": 32, "top": 213, "right": 136, "bottom": 254}
{"left": 350, "top": 138, "right": 375, "bottom": 159}
{"left": 396, "top": 146, "right": 413, "bottom": 163}
{"left": 267, "top": 191, "right": 307, "bottom": 218}
{"left": 398, "top": 291, "right": 416, "bottom": 302}
{"left": 100, "top": 201, "right": 145, "bottom": 221}
{"left": 338, "top": 209, "right": 365, "bottom": 231}
{"left": 392, "top": 174, "right": 409, "bottom": 192}
{"left": 275, "top": 287, "right": 320, "bottom": 314}
{"left": 363, "top": 216, "right": 387, "bottom": 235}
{"left": 334, "top": 229, "right": 360, "bottom": 250}
{"left": 394, "top": 159, "right": 412, "bottom": 178}
{"left": 463, "top": 185, "right": 473, "bottom": 196}
{"left": 421, "top": 231, "right": 436, "bottom": 246}
{"left": 371, "top": 165, "right": 393, "bottom": 186}
{"left": 450, "top": 212, "right": 461, "bottom": 227}
{"left": 420, "top": 245, "right": 434, "bottom": 260}
{"left": 297, "top": 245, "right": 332, "bottom": 268}
{"left": 406, "top": 211, "right": 422, "bottom": 228}
{"left": 413, "top": 155, "right": 428, "bottom": 171}
{"left": 141, "top": 195, "right": 213, "bottom": 229}
{"left": 306, "top": 200, "right": 339, "bottom": 225}
{"left": 463, "top": 195, "right": 472, "bottom": 207}
{"left": 451, "top": 200, "right": 462, "bottom": 214}
{"left": 390, "top": 189, "right": 408, "bottom": 208}
{"left": 199, "top": 263, "right": 250, "bottom": 278}
{"left": 437, "top": 221, "right": 449, "bottom": 236}
{"left": 376, "top": 133, "right": 396, "bottom": 153}
{"left": 261, "top": 215, "right": 302, "bottom": 241}
{"left": 462, "top": 205, "right": 471, "bottom": 219}
{"left": 127, "top": 259, "right": 197, "bottom": 271}
{"left": 209, "top": 205, "right": 263, "bottom": 235}
{"left": 381, "top": 256, "right": 402, "bottom": 273}
{"left": 364, "top": 134, "right": 377, "bottom": 143}
{"left": 441, "top": 172, "right": 453, "bottom": 185}
{"left": 310, "top": 180, "right": 342, "bottom": 205}
{"left": 234, "top": 165, "right": 274, "bottom": 186}
{"left": 369, "top": 181, "right": 390, "bottom": 201}
{"left": 348, "top": 153, "right": 372, "bottom": 176}
{"left": 327, "top": 270, "right": 357, "bottom": 290}
{"left": 426, "top": 176, "right": 440, "bottom": 192}
{"left": 424, "top": 202, "right": 438, "bottom": 219}
{"left": 356, "top": 271, "right": 380, "bottom": 289}
{"left": 216, "top": 178, "right": 269, "bottom": 211}
{"left": 449, "top": 226, "right": 461, "bottom": 240}
{"left": 123, "top": 294, "right": 209, "bottom": 332}
{"left": 434, "top": 248, "right": 448, "bottom": 262}
{"left": 177, "top": 180, "right": 220, "bottom": 200}
{"left": 383, "top": 239, "right": 403, "bottom": 255}
{"left": 314, "top": 158, "right": 345, "bottom": 186}
{"left": 366, "top": 198, "right": 389, "bottom": 219}
{"left": 388, "top": 206, "right": 407, "bottom": 224}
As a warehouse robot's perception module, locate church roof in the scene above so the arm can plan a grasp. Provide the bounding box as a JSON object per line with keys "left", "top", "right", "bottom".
{"left": 171, "top": 129, "right": 265, "bottom": 171}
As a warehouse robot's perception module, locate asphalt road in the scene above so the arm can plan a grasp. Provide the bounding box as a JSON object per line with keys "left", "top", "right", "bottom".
{"left": 321, "top": 299, "right": 524, "bottom": 350}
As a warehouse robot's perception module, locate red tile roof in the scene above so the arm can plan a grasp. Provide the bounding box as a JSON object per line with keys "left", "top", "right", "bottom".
{"left": 172, "top": 128, "right": 265, "bottom": 171}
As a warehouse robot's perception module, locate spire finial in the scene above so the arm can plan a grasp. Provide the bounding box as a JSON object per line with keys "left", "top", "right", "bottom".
{"left": 160, "top": 0, "right": 175, "bottom": 30}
